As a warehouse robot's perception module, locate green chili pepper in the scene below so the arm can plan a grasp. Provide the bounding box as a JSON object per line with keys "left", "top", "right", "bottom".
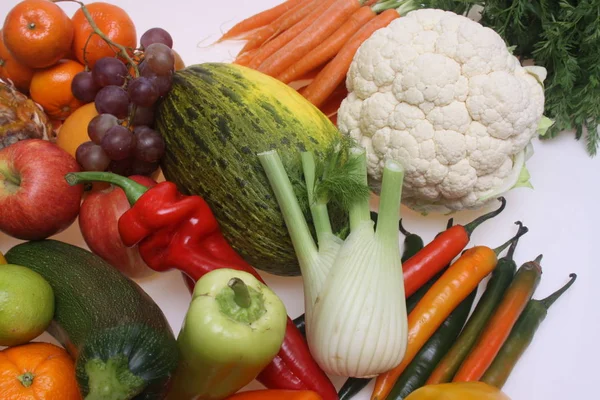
{"left": 294, "top": 313, "right": 306, "bottom": 338}
{"left": 167, "top": 269, "right": 288, "bottom": 400}
{"left": 426, "top": 221, "right": 528, "bottom": 384}
{"left": 338, "top": 219, "right": 453, "bottom": 400}
{"left": 481, "top": 273, "right": 577, "bottom": 388}
{"left": 387, "top": 289, "right": 478, "bottom": 399}
{"left": 399, "top": 219, "right": 425, "bottom": 262}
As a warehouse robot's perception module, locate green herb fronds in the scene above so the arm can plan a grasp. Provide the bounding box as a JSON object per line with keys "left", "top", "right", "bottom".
{"left": 312, "top": 136, "right": 371, "bottom": 211}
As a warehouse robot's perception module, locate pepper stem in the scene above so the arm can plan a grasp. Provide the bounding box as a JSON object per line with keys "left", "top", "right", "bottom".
{"left": 228, "top": 278, "right": 252, "bottom": 308}
{"left": 493, "top": 223, "right": 528, "bottom": 257}
{"left": 398, "top": 219, "right": 411, "bottom": 236}
{"left": 65, "top": 172, "right": 149, "bottom": 205}
{"left": 534, "top": 254, "right": 543, "bottom": 264}
{"left": 505, "top": 221, "right": 529, "bottom": 260}
{"left": 447, "top": 218, "right": 454, "bottom": 229}
{"left": 463, "top": 197, "right": 507, "bottom": 238}
{"left": 17, "top": 372, "right": 34, "bottom": 388}
{"left": 540, "top": 273, "right": 577, "bottom": 309}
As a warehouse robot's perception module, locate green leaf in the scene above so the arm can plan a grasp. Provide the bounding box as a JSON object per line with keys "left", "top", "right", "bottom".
{"left": 512, "top": 164, "right": 534, "bottom": 189}
{"left": 537, "top": 116, "right": 555, "bottom": 137}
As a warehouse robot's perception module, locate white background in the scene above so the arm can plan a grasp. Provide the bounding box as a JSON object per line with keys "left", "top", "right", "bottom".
{"left": 0, "top": 1, "right": 598, "bottom": 399}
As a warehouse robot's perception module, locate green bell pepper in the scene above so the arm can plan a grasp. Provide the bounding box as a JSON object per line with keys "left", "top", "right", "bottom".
{"left": 167, "top": 269, "right": 288, "bottom": 400}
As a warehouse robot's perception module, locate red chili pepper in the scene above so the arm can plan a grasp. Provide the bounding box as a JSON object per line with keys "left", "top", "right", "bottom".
{"left": 64, "top": 172, "right": 338, "bottom": 400}
{"left": 402, "top": 197, "right": 506, "bottom": 297}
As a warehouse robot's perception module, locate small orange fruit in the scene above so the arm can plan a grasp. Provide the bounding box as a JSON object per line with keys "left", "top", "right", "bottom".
{"left": 30, "top": 59, "right": 85, "bottom": 120}
{"left": 56, "top": 101, "right": 98, "bottom": 157}
{"left": 0, "top": 30, "right": 35, "bottom": 93}
{"left": 172, "top": 49, "right": 185, "bottom": 71}
{"left": 71, "top": 2, "right": 137, "bottom": 69}
{"left": 2, "top": 0, "right": 74, "bottom": 69}
{"left": 0, "top": 342, "right": 82, "bottom": 400}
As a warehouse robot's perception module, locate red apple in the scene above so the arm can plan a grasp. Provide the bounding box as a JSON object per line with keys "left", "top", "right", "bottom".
{"left": 0, "top": 139, "right": 83, "bottom": 240}
{"left": 79, "top": 175, "right": 157, "bottom": 279}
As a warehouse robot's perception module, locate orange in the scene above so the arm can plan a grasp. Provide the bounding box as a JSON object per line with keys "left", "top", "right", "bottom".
{"left": 0, "top": 342, "right": 82, "bottom": 400}
{"left": 173, "top": 49, "right": 186, "bottom": 71}
{"left": 71, "top": 2, "right": 137, "bottom": 69}
{"left": 0, "top": 30, "right": 35, "bottom": 93}
{"left": 29, "top": 59, "right": 85, "bottom": 120}
{"left": 56, "top": 101, "right": 98, "bottom": 157}
{"left": 2, "top": 0, "right": 74, "bottom": 69}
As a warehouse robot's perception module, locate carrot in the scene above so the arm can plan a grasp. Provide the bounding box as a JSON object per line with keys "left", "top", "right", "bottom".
{"left": 240, "top": 0, "right": 320, "bottom": 54}
{"left": 247, "top": 0, "right": 338, "bottom": 69}
{"left": 218, "top": 0, "right": 304, "bottom": 42}
{"left": 319, "top": 82, "right": 349, "bottom": 116}
{"left": 303, "top": 8, "right": 400, "bottom": 108}
{"left": 452, "top": 256, "right": 542, "bottom": 383}
{"left": 370, "top": 231, "right": 523, "bottom": 400}
{"left": 276, "top": 5, "right": 377, "bottom": 83}
{"left": 257, "top": 0, "right": 364, "bottom": 77}
{"left": 234, "top": 49, "right": 258, "bottom": 66}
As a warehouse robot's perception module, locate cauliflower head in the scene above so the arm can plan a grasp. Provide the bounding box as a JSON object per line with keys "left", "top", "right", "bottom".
{"left": 338, "top": 9, "right": 546, "bottom": 213}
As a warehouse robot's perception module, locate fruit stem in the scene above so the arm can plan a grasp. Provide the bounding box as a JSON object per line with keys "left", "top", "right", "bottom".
{"left": 53, "top": 0, "right": 139, "bottom": 77}
{"left": 17, "top": 372, "right": 35, "bottom": 388}
{"left": 65, "top": 172, "right": 149, "bottom": 205}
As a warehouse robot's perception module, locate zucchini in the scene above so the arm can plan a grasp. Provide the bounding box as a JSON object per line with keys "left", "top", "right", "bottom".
{"left": 156, "top": 62, "right": 342, "bottom": 276}
{"left": 5, "top": 240, "right": 178, "bottom": 400}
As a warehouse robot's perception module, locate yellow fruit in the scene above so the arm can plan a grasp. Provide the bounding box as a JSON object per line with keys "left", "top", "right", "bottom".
{"left": 0, "top": 264, "right": 55, "bottom": 346}
{"left": 0, "top": 252, "right": 6, "bottom": 264}
{"left": 56, "top": 101, "right": 98, "bottom": 157}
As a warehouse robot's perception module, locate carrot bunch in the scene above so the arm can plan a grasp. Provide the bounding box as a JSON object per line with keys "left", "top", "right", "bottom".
{"left": 217, "top": 0, "right": 405, "bottom": 122}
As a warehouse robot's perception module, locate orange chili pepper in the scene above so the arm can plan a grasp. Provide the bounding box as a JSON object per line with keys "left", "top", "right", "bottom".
{"left": 370, "top": 230, "right": 522, "bottom": 400}
{"left": 452, "top": 255, "right": 542, "bottom": 382}
{"left": 225, "top": 389, "right": 323, "bottom": 400}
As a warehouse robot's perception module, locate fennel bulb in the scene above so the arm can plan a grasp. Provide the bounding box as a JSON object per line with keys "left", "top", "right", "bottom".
{"left": 258, "top": 147, "right": 408, "bottom": 378}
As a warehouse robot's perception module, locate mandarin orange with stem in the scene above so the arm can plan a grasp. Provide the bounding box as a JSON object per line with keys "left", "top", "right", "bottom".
{"left": 71, "top": 2, "right": 137, "bottom": 69}
{"left": 2, "top": 0, "right": 74, "bottom": 69}
{"left": 0, "top": 342, "right": 81, "bottom": 400}
{"left": 30, "top": 59, "right": 85, "bottom": 120}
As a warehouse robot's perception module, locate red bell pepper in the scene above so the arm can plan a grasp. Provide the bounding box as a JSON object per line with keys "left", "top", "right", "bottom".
{"left": 65, "top": 172, "right": 338, "bottom": 400}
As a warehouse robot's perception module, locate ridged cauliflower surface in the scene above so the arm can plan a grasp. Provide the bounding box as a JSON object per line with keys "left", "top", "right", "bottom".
{"left": 338, "top": 9, "right": 546, "bottom": 213}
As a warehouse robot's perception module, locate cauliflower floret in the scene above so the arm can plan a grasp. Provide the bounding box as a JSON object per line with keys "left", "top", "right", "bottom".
{"left": 338, "top": 9, "right": 546, "bottom": 213}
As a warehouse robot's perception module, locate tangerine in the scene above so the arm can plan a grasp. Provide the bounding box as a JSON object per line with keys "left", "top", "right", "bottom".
{"left": 71, "top": 2, "right": 137, "bottom": 69}
{"left": 2, "top": 0, "right": 74, "bottom": 69}
{"left": 0, "top": 30, "right": 35, "bottom": 93}
{"left": 0, "top": 342, "right": 81, "bottom": 400}
{"left": 29, "top": 59, "right": 85, "bottom": 120}
{"left": 56, "top": 101, "right": 98, "bottom": 157}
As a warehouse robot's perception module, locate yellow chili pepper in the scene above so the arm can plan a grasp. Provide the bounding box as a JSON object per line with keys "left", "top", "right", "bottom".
{"left": 405, "top": 382, "right": 511, "bottom": 400}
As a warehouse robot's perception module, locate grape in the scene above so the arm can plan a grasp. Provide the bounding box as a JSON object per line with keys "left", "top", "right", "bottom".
{"left": 92, "top": 57, "right": 129, "bottom": 87}
{"left": 109, "top": 158, "right": 133, "bottom": 176}
{"left": 131, "top": 159, "right": 159, "bottom": 176}
{"left": 88, "top": 114, "right": 119, "bottom": 144}
{"left": 76, "top": 141, "right": 111, "bottom": 171}
{"left": 139, "top": 61, "right": 173, "bottom": 96}
{"left": 128, "top": 77, "right": 159, "bottom": 107}
{"left": 133, "top": 126, "right": 165, "bottom": 163}
{"left": 140, "top": 28, "right": 173, "bottom": 49}
{"left": 72, "top": 71, "right": 99, "bottom": 103}
{"left": 145, "top": 43, "right": 175, "bottom": 76}
{"left": 130, "top": 104, "right": 155, "bottom": 127}
{"left": 95, "top": 86, "right": 130, "bottom": 118}
{"left": 101, "top": 125, "right": 136, "bottom": 160}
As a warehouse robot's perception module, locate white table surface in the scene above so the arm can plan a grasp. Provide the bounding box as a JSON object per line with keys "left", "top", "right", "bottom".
{"left": 0, "top": 1, "right": 598, "bottom": 399}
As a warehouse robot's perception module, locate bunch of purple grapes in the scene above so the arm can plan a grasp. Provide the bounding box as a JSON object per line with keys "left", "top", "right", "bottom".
{"left": 71, "top": 27, "right": 176, "bottom": 176}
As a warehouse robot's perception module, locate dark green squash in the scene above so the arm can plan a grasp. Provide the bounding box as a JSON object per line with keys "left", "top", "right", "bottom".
{"left": 5, "top": 240, "right": 179, "bottom": 400}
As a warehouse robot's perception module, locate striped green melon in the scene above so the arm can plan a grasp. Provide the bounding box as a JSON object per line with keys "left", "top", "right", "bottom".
{"left": 156, "top": 63, "right": 343, "bottom": 276}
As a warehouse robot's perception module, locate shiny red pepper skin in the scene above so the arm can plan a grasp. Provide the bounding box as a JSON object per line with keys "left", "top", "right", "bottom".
{"left": 118, "top": 182, "right": 338, "bottom": 400}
